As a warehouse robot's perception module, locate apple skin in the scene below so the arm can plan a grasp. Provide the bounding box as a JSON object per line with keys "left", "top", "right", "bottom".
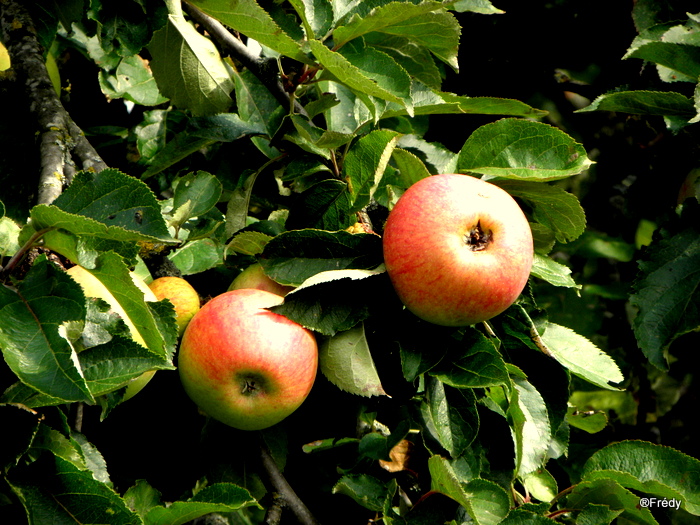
{"left": 382, "top": 174, "right": 533, "bottom": 327}
{"left": 148, "top": 276, "right": 201, "bottom": 336}
{"left": 178, "top": 289, "right": 318, "bottom": 431}
{"left": 228, "top": 263, "right": 294, "bottom": 297}
{"left": 66, "top": 265, "right": 158, "bottom": 399}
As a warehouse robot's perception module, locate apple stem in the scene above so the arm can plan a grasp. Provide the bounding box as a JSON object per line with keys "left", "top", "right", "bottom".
{"left": 259, "top": 436, "right": 321, "bottom": 525}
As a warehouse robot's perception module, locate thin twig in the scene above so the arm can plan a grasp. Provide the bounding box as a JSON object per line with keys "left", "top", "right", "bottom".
{"left": 181, "top": 0, "right": 308, "bottom": 117}
{"left": 0, "top": 0, "right": 106, "bottom": 205}
{"left": 258, "top": 435, "right": 321, "bottom": 525}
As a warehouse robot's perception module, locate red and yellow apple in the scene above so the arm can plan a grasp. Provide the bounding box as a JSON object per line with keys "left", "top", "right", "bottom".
{"left": 66, "top": 265, "right": 158, "bottom": 399}
{"left": 382, "top": 174, "right": 533, "bottom": 327}
{"left": 228, "top": 262, "right": 294, "bottom": 297}
{"left": 178, "top": 289, "right": 317, "bottom": 430}
{"left": 148, "top": 276, "right": 201, "bottom": 335}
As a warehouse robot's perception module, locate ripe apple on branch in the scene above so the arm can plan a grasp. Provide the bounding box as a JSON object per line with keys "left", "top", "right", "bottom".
{"left": 382, "top": 174, "right": 533, "bottom": 327}
{"left": 178, "top": 288, "right": 318, "bottom": 431}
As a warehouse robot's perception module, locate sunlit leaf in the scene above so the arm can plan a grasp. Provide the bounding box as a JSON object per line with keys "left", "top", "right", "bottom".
{"left": 149, "top": 12, "right": 234, "bottom": 116}
{"left": 583, "top": 440, "right": 700, "bottom": 515}
{"left": 458, "top": 119, "right": 593, "bottom": 181}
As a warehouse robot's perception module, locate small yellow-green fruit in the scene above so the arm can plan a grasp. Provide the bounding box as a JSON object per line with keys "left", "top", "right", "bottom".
{"left": 67, "top": 265, "right": 158, "bottom": 400}
{"left": 148, "top": 276, "right": 201, "bottom": 336}
{"left": 0, "top": 41, "right": 10, "bottom": 71}
{"left": 228, "top": 263, "right": 294, "bottom": 297}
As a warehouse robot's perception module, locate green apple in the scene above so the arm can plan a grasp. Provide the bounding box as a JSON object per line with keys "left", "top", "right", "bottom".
{"left": 178, "top": 289, "right": 318, "bottom": 431}
{"left": 228, "top": 262, "right": 294, "bottom": 297}
{"left": 382, "top": 174, "right": 533, "bottom": 327}
{"left": 67, "top": 264, "right": 158, "bottom": 400}
{"left": 148, "top": 276, "right": 201, "bottom": 336}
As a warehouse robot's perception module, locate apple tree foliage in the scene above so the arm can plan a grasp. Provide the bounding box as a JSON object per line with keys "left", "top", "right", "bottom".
{"left": 1, "top": 0, "right": 700, "bottom": 524}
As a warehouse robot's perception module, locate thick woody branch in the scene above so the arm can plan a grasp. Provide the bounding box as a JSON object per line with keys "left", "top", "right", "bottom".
{"left": 0, "top": 0, "right": 106, "bottom": 205}
{"left": 182, "top": 0, "right": 308, "bottom": 117}
{"left": 258, "top": 437, "right": 320, "bottom": 525}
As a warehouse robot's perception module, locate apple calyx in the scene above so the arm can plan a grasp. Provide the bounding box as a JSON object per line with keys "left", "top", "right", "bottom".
{"left": 240, "top": 375, "right": 264, "bottom": 396}
{"left": 464, "top": 221, "right": 492, "bottom": 252}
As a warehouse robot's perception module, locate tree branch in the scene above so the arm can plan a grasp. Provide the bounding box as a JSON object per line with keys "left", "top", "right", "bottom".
{"left": 258, "top": 436, "right": 321, "bottom": 525}
{"left": 181, "top": 0, "right": 308, "bottom": 117}
{"left": 0, "top": 0, "right": 106, "bottom": 205}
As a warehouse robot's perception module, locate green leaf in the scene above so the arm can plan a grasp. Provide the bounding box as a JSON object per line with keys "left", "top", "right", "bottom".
{"left": 34, "top": 169, "right": 171, "bottom": 244}
{"left": 319, "top": 322, "right": 387, "bottom": 397}
{"left": 419, "top": 378, "right": 479, "bottom": 458}
{"left": 458, "top": 119, "right": 593, "bottom": 181}
{"left": 259, "top": 229, "right": 383, "bottom": 286}
{"left": 79, "top": 336, "right": 175, "bottom": 398}
{"left": 0, "top": 215, "right": 21, "bottom": 257}
{"left": 343, "top": 129, "right": 401, "bottom": 211}
{"left": 576, "top": 504, "right": 624, "bottom": 525}
{"left": 332, "top": 1, "right": 449, "bottom": 49}
{"left": 381, "top": 83, "right": 549, "bottom": 120}
{"left": 286, "top": 179, "right": 355, "bottom": 231}
{"left": 500, "top": 509, "right": 560, "bottom": 524}
{"left": 311, "top": 39, "right": 410, "bottom": 112}
{"left": 521, "top": 468, "right": 558, "bottom": 503}
{"left": 428, "top": 456, "right": 510, "bottom": 525}
{"left": 494, "top": 179, "right": 586, "bottom": 243}
{"left": 233, "top": 69, "right": 284, "bottom": 158}
{"left": 333, "top": 474, "right": 390, "bottom": 511}
{"left": 365, "top": 33, "right": 442, "bottom": 89}
{"left": 99, "top": 55, "right": 169, "bottom": 106}
{"left": 170, "top": 171, "right": 223, "bottom": 231}
{"left": 134, "top": 109, "right": 168, "bottom": 162}
{"left": 398, "top": 134, "right": 458, "bottom": 174}
{"left": 141, "top": 113, "right": 266, "bottom": 178}
{"left": 531, "top": 253, "right": 581, "bottom": 289}
{"left": 124, "top": 479, "right": 163, "bottom": 520}
{"left": 625, "top": 39, "right": 700, "bottom": 80}
{"left": 539, "top": 322, "right": 624, "bottom": 390}
{"left": 582, "top": 440, "right": 700, "bottom": 515}
{"left": 269, "top": 268, "right": 386, "bottom": 335}
{"left": 190, "top": 0, "right": 311, "bottom": 64}
{"left": 569, "top": 390, "right": 637, "bottom": 426}
{"left": 430, "top": 329, "right": 510, "bottom": 388}
{"left": 629, "top": 228, "right": 700, "bottom": 370}
{"left": 227, "top": 231, "right": 274, "bottom": 256}
{"left": 509, "top": 377, "right": 551, "bottom": 477}
{"left": 0, "top": 256, "right": 92, "bottom": 403}
{"left": 565, "top": 478, "right": 658, "bottom": 525}
{"left": 77, "top": 252, "right": 171, "bottom": 358}
{"left": 8, "top": 454, "right": 141, "bottom": 525}
{"left": 566, "top": 405, "right": 608, "bottom": 434}
{"left": 359, "top": 9, "right": 462, "bottom": 71}
{"left": 145, "top": 483, "right": 261, "bottom": 525}
{"left": 169, "top": 238, "right": 225, "bottom": 275}
{"left": 189, "top": 113, "right": 268, "bottom": 142}
{"left": 452, "top": 0, "right": 504, "bottom": 14}
{"left": 149, "top": 13, "right": 234, "bottom": 116}
{"left": 577, "top": 90, "right": 696, "bottom": 117}
{"left": 288, "top": 0, "right": 333, "bottom": 39}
